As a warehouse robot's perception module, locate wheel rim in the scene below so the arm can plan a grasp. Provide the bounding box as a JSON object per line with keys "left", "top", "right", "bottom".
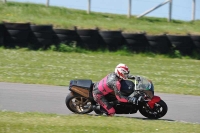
{"left": 69, "top": 97, "right": 92, "bottom": 113}
{"left": 140, "top": 102, "right": 166, "bottom": 119}
{"left": 147, "top": 103, "right": 164, "bottom": 117}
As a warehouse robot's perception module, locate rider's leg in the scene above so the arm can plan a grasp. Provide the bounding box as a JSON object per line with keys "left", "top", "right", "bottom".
{"left": 93, "top": 93, "right": 115, "bottom": 116}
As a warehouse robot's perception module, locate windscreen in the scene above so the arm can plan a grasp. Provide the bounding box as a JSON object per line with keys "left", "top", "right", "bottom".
{"left": 136, "top": 76, "right": 153, "bottom": 91}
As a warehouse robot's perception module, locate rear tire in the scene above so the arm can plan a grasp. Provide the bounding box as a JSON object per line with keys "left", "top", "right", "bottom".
{"left": 139, "top": 100, "right": 168, "bottom": 119}
{"left": 65, "top": 92, "right": 93, "bottom": 114}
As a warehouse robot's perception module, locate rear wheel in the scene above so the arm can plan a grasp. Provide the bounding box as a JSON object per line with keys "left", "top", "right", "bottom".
{"left": 139, "top": 100, "right": 168, "bottom": 119}
{"left": 65, "top": 92, "right": 93, "bottom": 114}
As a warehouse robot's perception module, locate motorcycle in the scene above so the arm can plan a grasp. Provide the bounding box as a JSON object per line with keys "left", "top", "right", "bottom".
{"left": 65, "top": 78, "right": 168, "bottom": 119}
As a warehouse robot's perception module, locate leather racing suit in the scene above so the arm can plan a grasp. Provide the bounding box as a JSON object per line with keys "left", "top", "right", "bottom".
{"left": 92, "top": 72, "right": 129, "bottom": 115}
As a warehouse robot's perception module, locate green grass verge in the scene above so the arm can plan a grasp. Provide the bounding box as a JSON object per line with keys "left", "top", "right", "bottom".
{"left": 1, "top": 2, "right": 200, "bottom": 131}
{"left": 0, "top": 111, "right": 199, "bottom": 133}
{"left": 0, "top": 2, "right": 200, "bottom": 35}
{"left": 0, "top": 48, "right": 199, "bottom": 96}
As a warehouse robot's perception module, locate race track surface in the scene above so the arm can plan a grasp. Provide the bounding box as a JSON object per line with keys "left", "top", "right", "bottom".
{"left": 0, "top": 82, "right": 199, "bottom": 124}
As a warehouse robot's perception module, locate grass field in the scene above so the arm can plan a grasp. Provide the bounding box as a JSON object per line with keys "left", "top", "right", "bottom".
{"left": 0, "top": 2, "right": 200, "bottom": 35}
{"left": 0, "top": 48, "right": 199, "bottom": 96}
{"left": 0, "top": 2, "right": 200, "bottom": 131}
{"left": 0, "top": 111, "right": 199, "bottom": 133}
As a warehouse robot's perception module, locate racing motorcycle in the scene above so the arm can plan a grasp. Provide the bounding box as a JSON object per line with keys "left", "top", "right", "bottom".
{"left": 65, "top": 79, "right": 168, "bottom": 119}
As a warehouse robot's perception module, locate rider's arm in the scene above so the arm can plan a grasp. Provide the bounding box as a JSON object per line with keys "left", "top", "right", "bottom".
{"left": 113, "top": 81, "right": 128, "bottom": 103}
{"left": 128, "top": 74, "right": 147, "bottom": 81}
{"left": 127, "top": 74, "right": 134, "bottom": 79}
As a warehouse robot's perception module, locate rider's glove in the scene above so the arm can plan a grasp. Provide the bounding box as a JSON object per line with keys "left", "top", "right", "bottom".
{"left": 128, "top": 96, "right": 144, "bottom": 104}
{"left": 137, "top": 96, "right": 144, "bottom": 102}
{"left": 128, "top": 97, "right": 137, "bottom": 104}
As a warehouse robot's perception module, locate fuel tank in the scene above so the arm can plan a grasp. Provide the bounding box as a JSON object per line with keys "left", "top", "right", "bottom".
{"left": 120, "top": 80, "right": 135, "bottom": 96}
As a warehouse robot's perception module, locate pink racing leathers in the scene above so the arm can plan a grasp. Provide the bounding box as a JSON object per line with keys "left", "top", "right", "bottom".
{"left": 92, "top": 72, "right": 129, "bottom": 115}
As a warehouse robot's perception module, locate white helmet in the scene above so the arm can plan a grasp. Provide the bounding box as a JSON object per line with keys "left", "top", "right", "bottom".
{"left": 115, "top": 63, "right": 129, "bottom": 79}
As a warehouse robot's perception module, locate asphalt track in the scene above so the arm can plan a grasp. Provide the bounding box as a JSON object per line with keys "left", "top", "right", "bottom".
{"left": 0, "top": 82, "right": 200, "bottom": 124}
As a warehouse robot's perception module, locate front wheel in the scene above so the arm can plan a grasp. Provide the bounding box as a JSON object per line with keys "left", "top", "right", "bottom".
{"left": 65, "top": 92, "right": 93, "bottom": 114}
{"left": 139, "top": 100, "right": 168, "bottom": 119}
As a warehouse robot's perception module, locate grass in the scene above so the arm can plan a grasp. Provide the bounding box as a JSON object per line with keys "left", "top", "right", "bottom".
{"left": 0, "top": 111, "right": 199, "bottom": 133}
{"left": 0, "top": 2, "right": 200, "bottom": 35}
{"left": 0, "top": 2, "right": 200, "bottom": 130}
{"left": 0, "top": 48, "right": 199, "bottom": 96}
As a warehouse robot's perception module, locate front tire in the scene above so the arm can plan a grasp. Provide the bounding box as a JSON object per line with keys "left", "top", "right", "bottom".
{"left": 65, "top": 92, "right": 93, "bottom": 114}
{"left": 139, "top": 100, "right": 168, "bottom": 119}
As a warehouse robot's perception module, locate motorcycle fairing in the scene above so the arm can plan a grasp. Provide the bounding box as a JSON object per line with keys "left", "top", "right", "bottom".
{"left": 69, "top": 79, "right": 93, "bottom": 98}
{"left": 70, "top": 86, "right": 90, "bottom": 97}
{"left": 147, "top": 96, "right": 161, "bottom": 109}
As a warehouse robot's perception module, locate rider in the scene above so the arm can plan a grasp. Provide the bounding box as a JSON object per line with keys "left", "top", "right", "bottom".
{"left": 92, "top": 63, "right": 141, "bottom": 116}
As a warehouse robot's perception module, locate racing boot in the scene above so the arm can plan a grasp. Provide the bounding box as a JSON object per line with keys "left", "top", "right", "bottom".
{"left": 92, "top": 105, "right": 104, "bottom": 115}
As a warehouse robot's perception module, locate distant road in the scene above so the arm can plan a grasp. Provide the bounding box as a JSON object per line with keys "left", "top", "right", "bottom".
{"left": 0, "top": 82, "right": 200, "bottom": 124}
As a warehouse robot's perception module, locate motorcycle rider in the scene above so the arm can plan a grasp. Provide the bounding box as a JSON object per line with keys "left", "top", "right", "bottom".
{"left": 93, "top": 63, "right": 142, "bottom": 116}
